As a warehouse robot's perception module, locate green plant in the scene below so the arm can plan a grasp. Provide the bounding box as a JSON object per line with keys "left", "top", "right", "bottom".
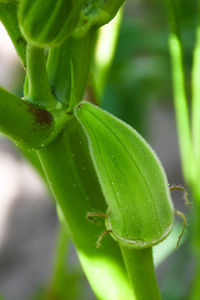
{"left": 0, "top": 1, "right": 199, "bottom": 300}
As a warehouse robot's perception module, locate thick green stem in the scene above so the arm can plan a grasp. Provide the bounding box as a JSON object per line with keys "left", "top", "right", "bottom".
{"left": 165, "top": 0, "right": 193, "bottom": 185}
{"left": 36, "top": 118, "right": 134, "bottom": 300}
{"left": 121, "top": 246, "right": 162, "bottom": 300}
{"left": 26, "top": 44, "right": 56, "bottom": 108}
{"left": 0, "top": 86, "right": 53, "bottom": 148}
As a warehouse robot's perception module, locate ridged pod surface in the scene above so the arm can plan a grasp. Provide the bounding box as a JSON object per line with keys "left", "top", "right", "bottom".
{"left": 75, "top": 102, "right": 174, "bottom": 248}
{"left": 18, "top": 0, "right": 82, "bottom": 46}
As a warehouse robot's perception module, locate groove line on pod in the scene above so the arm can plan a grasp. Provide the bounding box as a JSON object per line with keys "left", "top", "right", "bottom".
{"left": 82, "top": 106, "right": 162, "bottom": 233}
{"left": 22, "top": 0, "right": 45, "bottom": 29}
{"left": 37, "top": 0, "right": 63, "bottom": 43}
{"left": 83, "top": 117, "right": 120, "bottom": 214}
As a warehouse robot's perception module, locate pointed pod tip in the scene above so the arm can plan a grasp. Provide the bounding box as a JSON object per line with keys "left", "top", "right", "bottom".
{"left": 75, "top": 101, "right": 94, "bottom": 115}
{"left": 76, "top": 102, "right": 84, "bottom": 111}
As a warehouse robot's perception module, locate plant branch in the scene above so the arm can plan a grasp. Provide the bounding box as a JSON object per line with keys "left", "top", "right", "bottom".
{"left": 48, "top": 224, "right": 69, "bottom": 295}
{"left": 0, "top": 86, "right": 53, "bottom": 148}
{"left": 26, "top": 44, "right": 57, "bottom": 108}
{"left": 121, "top": 246, "right": 162, "bottom": 300}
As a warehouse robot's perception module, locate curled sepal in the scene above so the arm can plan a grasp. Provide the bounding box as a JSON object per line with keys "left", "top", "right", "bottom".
{"left": 18, "top": 0, "right": 82, "bottom": 47}
{"left": 75, "top": 101, "right": 174, "bottom": 248}
{"left": 73, "top": 0, "right": 125, "bottom": 38}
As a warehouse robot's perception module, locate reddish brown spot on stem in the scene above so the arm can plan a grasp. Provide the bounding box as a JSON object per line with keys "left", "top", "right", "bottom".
{"left": 26, "top": 102, "right": 53, "bottom": 127}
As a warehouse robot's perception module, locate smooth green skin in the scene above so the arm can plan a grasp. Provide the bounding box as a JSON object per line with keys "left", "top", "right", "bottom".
{"left": 0, "top": 86, "right": 72, "bottom": 150}
{"left": 36, "top": 118, "right": 134, "bottom": 300}
{"left": 75, "top": 102, "right": 174, "bottom": 248}
{"left": 0, "top": 85, "right": 74, "bottom": 150}
{"left": 0, "top": 86, "right": 54, "bottom": 148}
{"left": 26, "top": 45, "right": 57, "bottom": 108}
{"left": 121, "top": 246, "right": 162, "bottom": 300}
{"left": 47, "top": 224, "right": 72, "bottom": 299}
{"left": 0, "top": 2, "right": 26, "bottom": 66}
{"left": 18, "top": 0, "right": 82, "bottom": 47}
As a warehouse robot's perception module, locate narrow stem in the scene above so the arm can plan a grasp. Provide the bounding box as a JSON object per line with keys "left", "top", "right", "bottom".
{"left": 165, "top": 0, "right": 193, "bottom": 185}
{"left": 26, "top": 44, "right": 56, "bottom": 108}
{"left": 48, "top": 224, "right": 69, "bottom": 294}
{"left": 121, "top": 246, "right": 162, "bottom": 300}
{"left": 191, "top": 6, "right": 200, "bottom": 196}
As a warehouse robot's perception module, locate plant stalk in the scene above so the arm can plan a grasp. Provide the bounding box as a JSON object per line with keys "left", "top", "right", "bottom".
{"left": 26, "top": 44, "right": 56, "bottom": 108}
{"left": 47, "top": 224, "right": 69, "bottom": 297}
{"left": 0, "top": 86, "right": 53, "bottom": 148}
{"left": 121, "top": 246, "right": 162, "bottom": 300}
